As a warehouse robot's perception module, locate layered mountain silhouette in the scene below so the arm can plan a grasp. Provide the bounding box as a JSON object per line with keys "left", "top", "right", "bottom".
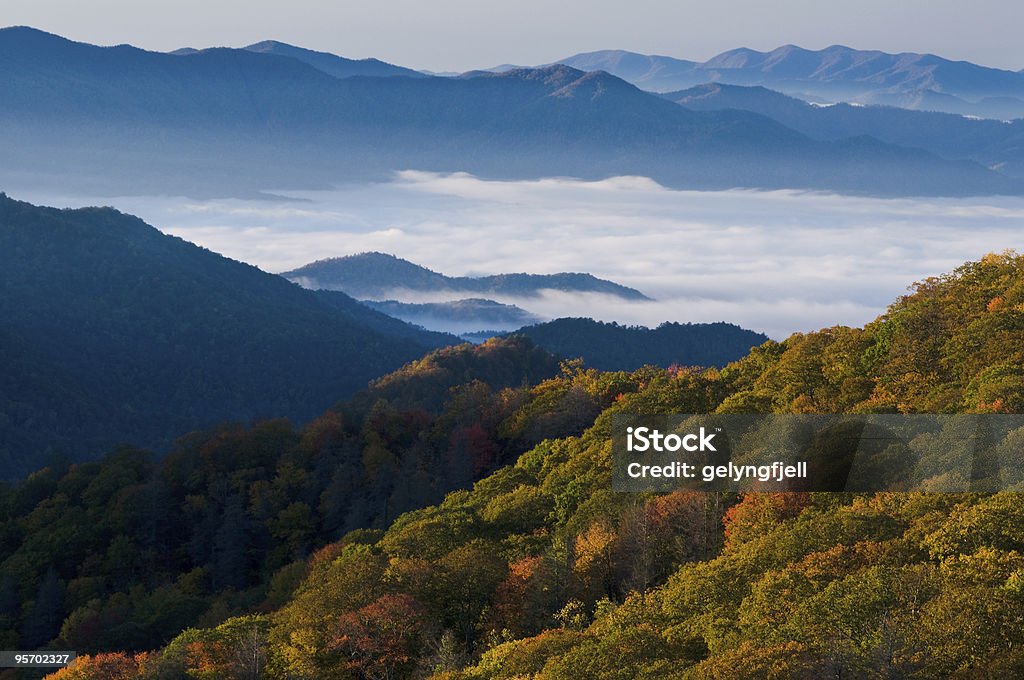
{"left": 0, "top": 27, "right": 1020, "bottom": 197}
{"left": 0, "top": 193, "right": 458, "bottom": 478}
{"left": 663, "top": 83, "right": 1024, "bottom": 177}
{"left": 558, "top": 46, "right": 1024, "bottom": 119}
{"left": 363, "top": 298, "right": 542, "bottom": 335}
{"left": 282, "top": 252, "right": 651, "bottom": 300}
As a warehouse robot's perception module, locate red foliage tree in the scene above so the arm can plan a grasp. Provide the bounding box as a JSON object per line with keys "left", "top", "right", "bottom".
{"left": 330, "top": 593, "right": 431, "bottom": 680}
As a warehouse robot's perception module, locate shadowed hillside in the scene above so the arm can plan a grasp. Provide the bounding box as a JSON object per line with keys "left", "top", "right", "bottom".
{"left": 0, "top": 194, "right": 458, "bottom": 478}
{"left": 512, "top": 318, "right": 770, "bottom": 370}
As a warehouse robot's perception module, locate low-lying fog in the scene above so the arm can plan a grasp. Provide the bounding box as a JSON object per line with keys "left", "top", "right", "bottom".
{"left": 16, "top": 171, "right": 1024, "bottom": 338}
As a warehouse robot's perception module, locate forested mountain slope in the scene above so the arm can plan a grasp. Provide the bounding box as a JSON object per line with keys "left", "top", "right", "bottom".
{"left": 0, "top": 194, "right": 457, "bottom": 478}
{"left": 513, "top": 318, "right": 769, "bottom": 370}
{"left": 0, "top": 337, "right": 566, "bottom": 655}
{"left": 31, "top": 252, "right": 1024, "bottom": 678}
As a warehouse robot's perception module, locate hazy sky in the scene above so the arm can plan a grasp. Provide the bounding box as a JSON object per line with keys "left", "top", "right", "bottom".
{"left": 5, "top": 0, "right": 1024, "bottom": 72}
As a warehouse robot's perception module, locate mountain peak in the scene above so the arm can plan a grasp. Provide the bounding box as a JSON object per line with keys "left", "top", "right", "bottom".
{"left": 0, "top": 25, "right": 62, "bottom": 39}
{"left": 459, "top": 64, "right": 600, "bottom": 95}
{"left": 241, "top": 40, "right": 422, "bottom": 79}
{"left": 0, "top": 25, "right": 79, "bottom": 51}
{"left": 559, "top": 44, "right": 1024, "bottom": 118}
{"left": 282, "top": 253, "right": 651, "bottom": 301}
{"left": 485, "top": 63, "right": 586, "bottom": 82}
{"left": 244, "top": 39, "right": 291, "bottom": 51}
{"left": 311, "top": 251, "right": 435, "bottom": 269}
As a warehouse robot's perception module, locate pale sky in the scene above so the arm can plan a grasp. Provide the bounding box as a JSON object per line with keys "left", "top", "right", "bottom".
{"left": 3, "top": 0, "right": 1024, "bottom": 73}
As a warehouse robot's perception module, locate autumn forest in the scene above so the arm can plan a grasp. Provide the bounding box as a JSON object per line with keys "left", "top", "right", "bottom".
{"left": 1, "top": 253, "right": 1022, "bottom": 678}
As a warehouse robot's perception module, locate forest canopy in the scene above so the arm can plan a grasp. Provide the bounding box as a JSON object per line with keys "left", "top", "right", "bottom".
{"left": 6, "top": 252, "right": 1024, "bottom": 678}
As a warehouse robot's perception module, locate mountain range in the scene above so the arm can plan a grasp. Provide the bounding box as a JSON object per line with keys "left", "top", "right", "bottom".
{"left": 557, "top": 45, "right": 1024, "bottom": 119}
{"left": 661, "top": 83, "right": 1024, "bottom": 178}
{"left": 0, "top": 27, "right": 1020, "bottom": 197}
{"left": 171, "top": 40, "right": 421, "bottom": 80}
{"left": 0, "top": 193, "right": 458, "bottom": 478}
{"left": 281, "top": 252, "right": 650, "bottom": 300}
{"left": 0, "top": 194, "right": 780, "bottom": 478}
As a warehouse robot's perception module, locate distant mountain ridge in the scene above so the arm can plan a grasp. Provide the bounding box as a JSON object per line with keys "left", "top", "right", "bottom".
{"left": 282, "top": 252, "right": 652, "bottom": 300}
{"left": 512, "top": 318, "right": 770, "bottom": 370}
{"left": 242, "top": 40, "right": 424, "bottom": 79}
{"left": 558, "top": 45, "right": 1024, "bottom": 119}
{"left": 363, "top": 298, "right": 542, "bottom": 336}
{"left": 0, "top": 27, "right": 1020, "bottom": 197}
{"left": 661, "top": 82, "right": 1024, "bottom": 178}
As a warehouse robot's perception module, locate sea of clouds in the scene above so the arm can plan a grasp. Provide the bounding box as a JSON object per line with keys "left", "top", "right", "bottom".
{"left": 17, "top": 171, "right": 1024, "bottom": 338}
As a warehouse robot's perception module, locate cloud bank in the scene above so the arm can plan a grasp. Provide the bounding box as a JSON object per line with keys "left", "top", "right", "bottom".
{"left": 18, "top": 172, "right": 1024, "bottom": 338}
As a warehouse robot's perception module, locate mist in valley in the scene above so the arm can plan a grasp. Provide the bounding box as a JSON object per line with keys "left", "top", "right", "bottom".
{"left": 15, "top": 170, "right": 1024, "bottom": 338}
